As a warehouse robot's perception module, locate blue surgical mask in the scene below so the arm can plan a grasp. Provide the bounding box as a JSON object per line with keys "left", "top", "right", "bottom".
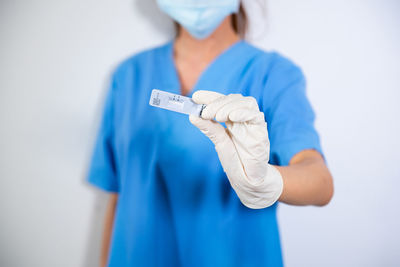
{"left": 156, "top": 0, "right": 240, "bottom": 39}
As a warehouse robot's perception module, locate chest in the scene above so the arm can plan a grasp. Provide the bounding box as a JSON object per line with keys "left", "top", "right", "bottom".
{"left": 115, "top": 98, "right": 222, "bottom": 195}
{"left": 174, "top": 57, "right": 210, "bottom": 96}
{"left": 113, "top": 47, "right": 267, "bottom": 173}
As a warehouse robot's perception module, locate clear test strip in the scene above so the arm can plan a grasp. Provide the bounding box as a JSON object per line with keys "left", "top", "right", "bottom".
{"left": 149, "top": 89, "right": 205, "bottom": 116}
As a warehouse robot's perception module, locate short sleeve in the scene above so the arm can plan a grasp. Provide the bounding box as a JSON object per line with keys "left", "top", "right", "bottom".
{"left": 87, "top": 74, "right": 119, "bottom": 192}
{"left": 262, "top": 54, "right": 323, "bottom": 166}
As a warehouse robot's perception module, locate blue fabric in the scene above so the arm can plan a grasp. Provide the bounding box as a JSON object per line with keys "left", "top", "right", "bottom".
{"left": 87, "top": 40, "right": 323, "bottom": 267}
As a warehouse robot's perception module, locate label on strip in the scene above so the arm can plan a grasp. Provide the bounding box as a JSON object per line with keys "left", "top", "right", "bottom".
{"left": 149, "top": 89, "right": 205, "bottom": 116}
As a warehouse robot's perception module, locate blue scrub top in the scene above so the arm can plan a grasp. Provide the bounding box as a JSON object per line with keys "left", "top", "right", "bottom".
{"left": 87, "top": 40, "right": 322, "bottom": 267}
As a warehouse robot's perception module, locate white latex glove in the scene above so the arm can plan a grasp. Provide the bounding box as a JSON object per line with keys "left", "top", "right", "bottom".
{"left": 189, "top": 91, "right": 283, "bottom": 209}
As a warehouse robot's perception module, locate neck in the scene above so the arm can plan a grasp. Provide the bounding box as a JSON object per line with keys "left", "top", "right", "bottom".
{"left": 174, "top": 16, "right": 240, "bottom": 62}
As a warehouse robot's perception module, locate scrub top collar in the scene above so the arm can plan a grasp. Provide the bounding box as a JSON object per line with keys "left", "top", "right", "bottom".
{"left": 165, "top": 39, "right": 246, "bottom": 97}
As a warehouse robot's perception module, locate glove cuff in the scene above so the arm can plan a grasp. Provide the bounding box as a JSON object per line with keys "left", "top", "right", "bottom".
{"left": 237, "top": 164, "right": 283, "bottom": 209}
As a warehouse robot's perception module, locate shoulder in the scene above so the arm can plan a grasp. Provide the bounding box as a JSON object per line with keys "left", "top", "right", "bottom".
{"left": 241, "top": 43, "right": 308, "bottom": 113}
{"left": 248, "top": 44, "right": 305, "bottom": 91}
{"left": 111, "top": 41, "right": 172, "bottom": 80}
{"left": 266, "top": 52, "right": 305, "bottom": 84}
{"left": 243, "top": 42, "right": 304, "bottom": 79}
{"left": 237, "top": 42, "right": 306, "bottom": 97}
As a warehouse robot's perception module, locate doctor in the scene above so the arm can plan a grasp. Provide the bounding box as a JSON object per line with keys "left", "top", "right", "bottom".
{"left": 88, "top": 0, "right": 334, "bottom": 266}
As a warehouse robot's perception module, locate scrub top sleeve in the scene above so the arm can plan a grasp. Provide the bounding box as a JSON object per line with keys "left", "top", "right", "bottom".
{"left": 263, "top": 55, "right": 323, "bottom": 166}
{"left": 87, "top": 75, "right": 119, "bottom": 192}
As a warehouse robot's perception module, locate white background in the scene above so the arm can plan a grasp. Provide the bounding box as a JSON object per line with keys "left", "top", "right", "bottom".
{"left": 1, "top": 0, "right": 399, "bottom": 266}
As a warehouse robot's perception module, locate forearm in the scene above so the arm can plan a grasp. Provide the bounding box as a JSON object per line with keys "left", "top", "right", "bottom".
{"left": 275, "top": 150, "right": 334, "bottom": 206}
{"left": 100, "top": 193, "right": 118, "bottom": 267}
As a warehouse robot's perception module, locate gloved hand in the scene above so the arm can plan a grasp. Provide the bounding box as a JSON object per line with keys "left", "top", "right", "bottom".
{"left": 189, "top": 91, "right": 283, "bottom": 209}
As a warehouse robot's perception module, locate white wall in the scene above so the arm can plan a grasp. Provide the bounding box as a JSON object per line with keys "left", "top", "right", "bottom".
{"left": 248, "top": 1, "right": 400, "bottom": 267}
{"left": 0, "top": 0, "right": 399, "bottom": 266}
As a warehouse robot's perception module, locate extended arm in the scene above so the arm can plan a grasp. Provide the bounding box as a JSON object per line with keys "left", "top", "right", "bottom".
{"left": 277, "top": 149, "right": 333, "bottom": 206}
{"left": 190, "top": 91, "right": 334, "bottom": 209}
